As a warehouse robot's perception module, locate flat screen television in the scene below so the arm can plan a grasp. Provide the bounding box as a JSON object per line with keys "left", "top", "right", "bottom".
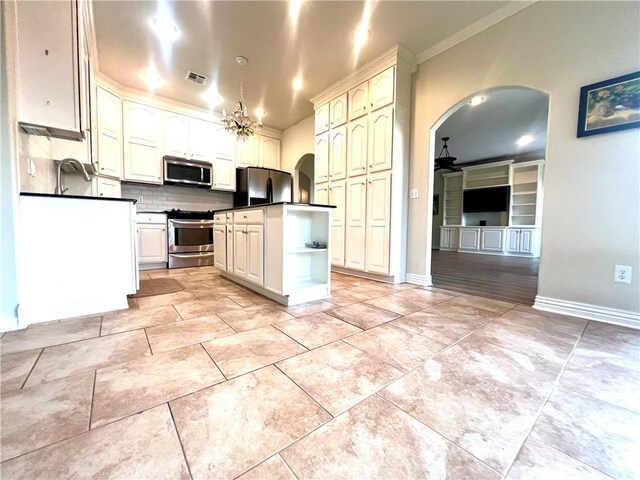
{"left": 463, "top": 186, "right": 511, "bottom": 213}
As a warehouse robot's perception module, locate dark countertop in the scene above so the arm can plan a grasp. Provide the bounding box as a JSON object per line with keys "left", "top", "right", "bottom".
{"left": 20, "top": 192, "right": 137, "bottom": 204}
{"left": 213, "top": 202, "right": 336, "bottom": 213}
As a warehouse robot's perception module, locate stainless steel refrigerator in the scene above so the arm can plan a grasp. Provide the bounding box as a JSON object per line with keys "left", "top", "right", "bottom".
{"left": 234, "top": 167, "right": 293, "bottom": 207}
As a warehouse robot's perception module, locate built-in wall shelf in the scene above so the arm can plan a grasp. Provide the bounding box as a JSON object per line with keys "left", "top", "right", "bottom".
{"left": 287, "top": 248, "right": 328, "bottom": 254}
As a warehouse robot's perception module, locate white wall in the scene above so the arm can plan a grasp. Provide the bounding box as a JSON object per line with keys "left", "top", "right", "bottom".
{"left": 408, "top": 1, "right": 640, "bottom": 314}
{"left": 281, "top": 114, "right": 315, "bottom": 174}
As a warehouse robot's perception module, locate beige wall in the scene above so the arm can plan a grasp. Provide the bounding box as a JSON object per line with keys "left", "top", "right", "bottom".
{"left": 408, "top": 1, "right": 640, "bottom": 312}
{"left": 281, "top": 114, "right": 315, "bottom": 174}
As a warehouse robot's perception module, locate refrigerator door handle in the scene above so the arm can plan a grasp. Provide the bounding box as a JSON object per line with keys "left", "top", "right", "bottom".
{"left": 266, "top": 176, "right": 273, "bottom": 203}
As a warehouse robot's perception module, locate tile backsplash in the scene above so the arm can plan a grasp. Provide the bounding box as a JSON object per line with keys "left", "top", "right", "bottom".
{"left": 121, "top": 183, "right": 234, "bottom": 212}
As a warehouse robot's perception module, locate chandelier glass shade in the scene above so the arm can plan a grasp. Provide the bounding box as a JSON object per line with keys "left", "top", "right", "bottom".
{"left": 222, "top": 57, "right": 262, "bottom": 140}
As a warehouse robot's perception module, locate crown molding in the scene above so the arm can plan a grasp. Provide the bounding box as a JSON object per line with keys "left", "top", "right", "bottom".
{"left": 308, "top": 44, "right": 416, "bottom": 108}
{"left": 415, "top": 1, "right": 537, "bottom": 65}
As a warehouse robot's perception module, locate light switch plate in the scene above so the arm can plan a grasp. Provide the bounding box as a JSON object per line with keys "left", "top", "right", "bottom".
{"left": 614, "top": 265, "right": 632, "bottom": 284}
{"left": 409, "top": 188, "right": 419, "bottom": 199}
{"left": 138, "top": 196, "right": 144, "bottom": 204}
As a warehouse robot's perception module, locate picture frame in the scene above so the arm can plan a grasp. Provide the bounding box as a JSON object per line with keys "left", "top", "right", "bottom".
{"left": 577, "top": 71, "right": 640, "bottom": 137}
{"left": 433, "top": 194, "right": 439, "bottom": 216}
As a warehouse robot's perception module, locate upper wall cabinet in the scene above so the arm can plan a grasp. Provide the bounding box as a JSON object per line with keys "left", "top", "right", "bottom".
{"left": 189, "top": 118, "right": 215, "bottom": 163}
{"left": 95, "top": 87, "right": 122, "bottom": 179}
{"left": 123, "top": 101, "right": 163, "bottom": 184}
{"left": 315, "top": 133, "right": 330, "bottom": 184}
{"left": 368, "top": 105, "right": 394, "bottom": 173}
{"left": 348, "top": 81, "right": 369, "bottom": 121}
{"left": 16, "top": 0, "right": 85, "bottom": 140}
{"left": 329, "top": 94, "right": 348, "bottom": 129}
{"left": 347, "top": 116, "right": 368, "bottom": 177}
{"left": 315, "top": 103, "right": 330, "bottom": 135}
{"left": 260, "top": 136, "right": 281, "bottom": 170}
{"left": 163, "top": 112, "right": 190, "bottom": 157}
{"left": 214, "top": 124, "right": 235, "bottom": 160}
{"left": 236, "top": 135, "right": 260, "bottom": 168}
{"left": 369, "top": 67, "right": 395, "bottom": 111}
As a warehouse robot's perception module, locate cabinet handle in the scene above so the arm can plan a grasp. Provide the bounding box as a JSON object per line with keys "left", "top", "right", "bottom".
{"left": 370, "top": 102, "right": 373, "bottom": 108}
{"left": 368, "top": 164, "right": 372, "bottom": 168}
{"left": 99, "top": 193, "right": 104, "bottom": 196}
{"left": 100, "top": 167, "right": 104, "bottom": 171}
{"left": 363, "top": 106, "right": 366, "bottom": 111}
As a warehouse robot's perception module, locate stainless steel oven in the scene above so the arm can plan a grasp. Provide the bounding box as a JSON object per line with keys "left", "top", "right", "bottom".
{"left": 163, "top": 156, "right": 212, "bottom": 188}
{"left": 167, "top": 210, "right": 215, "bottom": 268}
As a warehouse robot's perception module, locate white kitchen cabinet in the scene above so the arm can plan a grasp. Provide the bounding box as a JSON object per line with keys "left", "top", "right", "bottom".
{"left": 137, "top": 215, "right": 167, "bottom": 265}
{"left": 329, "top": 181, "right": 346, "bottom": 267}
{"left": 96, "top": 87, "right": 122, "bottom": 179}
{"left": 233, "top": 225, "right": 248, "bottom": 278}
{"left": 315, "top": 103, "right": 330, "bottom": 135}
{"left": 163, "top": 112, "right": 189, "bottom": 157}
{"left": 369, "top": 66, "right": 395, "bottom": 111}
{"left": 459, "top": 228, "right": 481, "bottom": 251}
{"left": 236, "top": 135, "right": 259, "bottom": 168}
{"left": 95, "top": 177, "right": 121, "bottom": 198}
{"left": 365, "top": 171, "right": 391, "bottom": 274}
{"left": 315, "top": 133, "right": 330, "bottom": 184}
{"left": 225, "top": 225, "right": 234, "bottom": 272}
{"left": 329, "top": 94, "right": 348, "bottom": 128}
{"left": 15, "top": 0, "right": 83, "bottom": 139}
{"left": 506, "top": 228, "right": 540, "bottom": 256}
{"left": 214, "top": 124, "right": 235, "bottom": 160}
{"left": 439, "top": 227, "right": 459, "bottom": 251}
{"left": 246, "top": 224, "right": 264, "bottom": 285}
{"left": 315, "top": 183, "right": 329, "bottom": 206}
{"left": 345, "top": 177, "right": 367, "bottom": 270}
{"left": 348, "top": 81, "right": 369, "bottom": 121}
{"left": 368, "top": 105, "right": 394, "bottom": 173}
{"left": 189, "top": 118, "right": 214, "bottom": 163}
{"left": 212, "top": 156, "right": 236, "bottom": 191}
{"left": 123, "top": 101, "right": 162, "bottom": 184}
{"left": 260, "top": 136, "right": 281, "bottom": 170}
{"left": 213, "top": 225, "right": 227, "bottom": 270}
{"left": 329, "top": 126, "right": 347, "bottom": 181}
{"left": 481, "top": 228, "right": 505, "bottom": 252}
{"left": 347, "top": 116, "right": 368, "bottom": 177}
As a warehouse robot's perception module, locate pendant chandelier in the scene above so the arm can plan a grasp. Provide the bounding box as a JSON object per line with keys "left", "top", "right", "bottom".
{"left": 222, "top": 56, "right": 262, "bottom": 141}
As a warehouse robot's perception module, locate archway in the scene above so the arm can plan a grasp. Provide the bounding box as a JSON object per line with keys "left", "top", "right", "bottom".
{"left": 294, "top": 153, "right": 315, "bottom": 203}
{"left": 427, "top": 86, "right": 550, "bottom": 304}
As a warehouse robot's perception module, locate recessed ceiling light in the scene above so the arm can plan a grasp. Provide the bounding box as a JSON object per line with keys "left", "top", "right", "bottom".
{"left": 142, "top": 65, "right": 162, "bottom": 90}
{"left": 517, "top": 135, "right": 534, "bottom": 147}
{"left": 354, "top": 25, "right": 369, "bottom": 51}
{"left": 255, "top": 108, "right": 266, "bottom": 120}
{"left": 292, "top": 76, "right": 304, "bottom": 91}
{"left": 469, "top": 96, "right": 485, "bottom": 106}
{"left": 202, "top": 88, "right": 223, "bottom": 106}
{"left": 150, "top": 15, "right": 180, "bottom": 42}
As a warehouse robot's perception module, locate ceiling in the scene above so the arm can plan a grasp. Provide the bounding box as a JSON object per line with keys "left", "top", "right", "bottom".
{"left": 91, "top": 1, "right": 514, "bottom": 130}
{"left": 435, "top": 88, "right": 549, "bottom": 164}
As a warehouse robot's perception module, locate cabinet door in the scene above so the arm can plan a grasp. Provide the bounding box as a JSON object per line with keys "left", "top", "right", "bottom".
{"left": 214, "top": 123, "right": 235, "bottom": 160}
{"left": 365, "top": 171, "right": 391, "bottom": 275}
{"left": 348, "top": 81, "right": 369, "bottom": 120}
{"left": 164, "top": 112, "right": 189, "bottom": 157}
{"left": 315, "top": 183, "right": 329, "bottom": 206}
{"left": 519, "top": 229, "right": 534, "bottom": 254}
{"left": 315, "top": 133, "right": 329, "bottom": 184}
{"left": 329, "top": 181, "right": 346, "bottom": 267}
{"left": 347, "top": 117, "right": 367, "bottom": 177}
{"left": 345, "top": 178, "right": 367, "bottom": 270}
{"left": 138, "top": 224, "right": 167, "bottom": 264}
{"left": 236, "top": 135, "right": 259, "bottom": 168}
{"left": 369, "top": 66, "right": 395, "bottom": 111}
{"left": 226, "top": 225, "right": 234, "bottom": 272}
{"left": 95, "top": 177, "right": 121, "bottom": 198}
{"left": 212, "top": 156, "right": 236, "bottom": 191}
{"left": 368, "top": 105, "right": 393, "bottom": 173}
{"left": 260, "top": 136, "right": 281, "bottom": 170}
{"left": 315, "top": 103, "right": 330, "bottom": 135}
{"left": 189, "top": 118, "right": 214, "bottom": 163}
{"left": 233, "top": 225, "right": 247, "bottom": 277}
{"left": 96, "top": 87, "right": 122, "bottom": 179}
{"left": 459, "top": 229, "right": 481, "bottom": 250}
{"left": 329, "top": 125, "right": 347, "bottom": 181}
{"left": 440, "top": 228, "right": 450, "bottom": 249}
{"left": 506, "top": 229, "right": 520, "bottom": 253}
{"left": 481, "top": 229, "right": 505, "bottom": 252}
{"left": 329, "top": 93, "right": 348, "bottom": 128}
{"left": 213, "top": 225, "right": 227, "bottom": 270}
{"left": 123, "top": 102, "right": 162, "bottom": 184}
{"left": 246, "top": 224, "right": 264, "bottom": 285}
{"left": 450, "top": 228, "right": 459, "bottom": 249}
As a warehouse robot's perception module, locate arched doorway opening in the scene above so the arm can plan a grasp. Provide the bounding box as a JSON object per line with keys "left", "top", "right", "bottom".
{"left": 294, "top": 153, "right": 315, "bottom": 203}
{"left": 428, "top": 86, "right": 550, "bottom": 305}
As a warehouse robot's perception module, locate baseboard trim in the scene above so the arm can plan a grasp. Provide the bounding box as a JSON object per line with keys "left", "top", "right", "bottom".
{"left": 405, "top": 273, "right": 433, "bottom": 287}
{"left": 533, "top": 295, "right": 640, "bottom": 330}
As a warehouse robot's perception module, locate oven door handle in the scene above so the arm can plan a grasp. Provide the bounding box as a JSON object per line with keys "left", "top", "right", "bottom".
{"left": 170, "top": 252, "right": 215, "bottom": 258}
{"left": 169, "top": 220, "right": 215, "bottom": 228}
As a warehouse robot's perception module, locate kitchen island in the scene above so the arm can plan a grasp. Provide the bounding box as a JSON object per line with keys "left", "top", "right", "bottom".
{"left": 213, "top": 203, "right": 335, "bottom": 306}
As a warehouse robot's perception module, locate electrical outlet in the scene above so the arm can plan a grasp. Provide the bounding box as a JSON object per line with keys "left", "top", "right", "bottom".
{"left": 137, "top": 196, "right": 144, "bottom": 204}
{"left": 409, "top": 188, "right": 419, "bottom": 199}
{"left": 28, "top": 159, "right": 36, "bottom": 177}
{"left": 614, "top": 265, "right": 632, "bottom": 284}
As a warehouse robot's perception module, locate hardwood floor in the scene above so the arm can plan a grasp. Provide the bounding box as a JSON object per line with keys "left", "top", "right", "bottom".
{"left": 431, "top": 250, "right": 539, "bottom": 305}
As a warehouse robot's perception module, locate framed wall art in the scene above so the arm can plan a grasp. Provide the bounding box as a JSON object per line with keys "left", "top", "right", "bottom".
{"left": 577, "top": 71, "right": 640, "bottom": 137}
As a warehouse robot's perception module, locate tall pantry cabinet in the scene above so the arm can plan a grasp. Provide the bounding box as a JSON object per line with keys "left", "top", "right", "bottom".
{"left": 311, "top": 47, "right": 413, "bottom": 282}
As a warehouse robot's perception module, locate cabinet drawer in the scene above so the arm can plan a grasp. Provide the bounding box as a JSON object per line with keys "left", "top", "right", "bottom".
{"left": 214, "top": 213, "right": 227, "bottom": 224}
{"left": 234, "top": 209, "right": 264, "bottom": 224}
{"left": 137, "top": 213, "right": 167, "bottom": 225}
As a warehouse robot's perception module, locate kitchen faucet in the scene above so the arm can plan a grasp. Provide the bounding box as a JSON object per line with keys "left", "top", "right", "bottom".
{"left": 54, "top": 158, "right": 91, "bottom": 195}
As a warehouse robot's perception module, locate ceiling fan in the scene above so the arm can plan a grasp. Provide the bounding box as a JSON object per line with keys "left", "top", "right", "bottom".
{"left": 435, "top": 137, "right": 461, "bottom": 172}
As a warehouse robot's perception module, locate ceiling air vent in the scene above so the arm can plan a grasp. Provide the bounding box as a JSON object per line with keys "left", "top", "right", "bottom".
{"left": 185, "top": 71, "right": 208, "bottom": 85}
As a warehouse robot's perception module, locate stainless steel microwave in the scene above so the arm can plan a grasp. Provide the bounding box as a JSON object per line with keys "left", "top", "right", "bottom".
{"left": 163, "top": 156, "right": 212, "bottom": 188}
